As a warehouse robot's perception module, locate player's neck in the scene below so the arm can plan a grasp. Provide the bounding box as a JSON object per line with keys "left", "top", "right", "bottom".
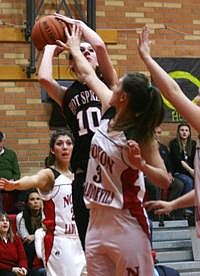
{"left": 52, "top": 164, "right": 73, "bottom": 178}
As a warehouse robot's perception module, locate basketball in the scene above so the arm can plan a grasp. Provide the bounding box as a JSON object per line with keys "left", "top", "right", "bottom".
{"left": 31, "top": 15, "right": 66, "bottom": 50}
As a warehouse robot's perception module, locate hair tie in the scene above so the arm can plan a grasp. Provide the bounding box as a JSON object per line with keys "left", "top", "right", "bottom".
{"left": 147, "top": 86, "right": 154, "bottom": 93}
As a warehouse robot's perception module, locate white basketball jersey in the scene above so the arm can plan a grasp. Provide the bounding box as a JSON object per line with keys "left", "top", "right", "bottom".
{"left": 38, "top": 171, "right": 78, "bottom": 237}
{"left": 84, "top": 119, "right": 149, "bottom": 235}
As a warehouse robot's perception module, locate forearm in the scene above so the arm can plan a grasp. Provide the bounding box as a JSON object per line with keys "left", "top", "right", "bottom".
{"left": 141, "top": 161, "right": 170, "bottom": 189}
{"left": 142, "top": 55, "right": 180, "bottom": 101}
{"left": 181, "top": 161, "right": 194, "bottom": 177}
{"left": 13, "top": 176, "right": 38, "bottom": 191}
{"left": 171, "top": 189, "right": 195, "bottom": 210}
{"left": 184, "top": 166, "right": 194, "bottom": 177}
{"left": 16, "top": 216, "right": 29, "bottom": 239}
{"left": 141, "top": 54, "right": 200, "bottom": 132}
{"left": 79, "top": 21, "right": 118, "bottom": 88}
{"left": 80, "top": 21, "right": 104, "bottom": 48}
{"left": 38, "top": 46, "right": 54, "bottom": 80}
{"left": 70, "top": 47, "right": 96, "bottom": 84}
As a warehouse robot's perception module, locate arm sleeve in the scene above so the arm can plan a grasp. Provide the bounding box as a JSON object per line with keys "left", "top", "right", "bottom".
{"left": 15, "top": 235, "right": 28, "bottom": 268}
{"left": 16, "top": 213, "right": 29, "bottom": 239}
{"left": 11, "top": 151, "right": 20, "bottom": 180}
{"left": 34, "top": 228, "right": 45, "bottom": 260}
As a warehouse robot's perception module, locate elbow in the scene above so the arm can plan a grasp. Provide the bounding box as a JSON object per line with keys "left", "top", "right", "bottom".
{"left": 90, "top": 33, "right": 106, "bottom": 51}
{"left": 78, "top": 70, "right": 95, "bottom": 85}
{"left": 160, "top": 174, "right": 171, "bottom": 190}
{"left": 38, "top": 76, "right": 52, "bottom": 87}
{"left": 94, "top": 43, "right": 107, "bottom": 57}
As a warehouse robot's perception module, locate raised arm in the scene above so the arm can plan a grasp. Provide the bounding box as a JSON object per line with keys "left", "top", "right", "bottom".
{"left": 138, "top": 26, "right": 200, "bottom": 133}
{"left": 0, "top": 169, "right": 54, "bottom": 193}
{"left": 37, "top": 44, "right": 66, "bottom": 106}
{"left": 57, "top": 24, "right": 113, "bottom": 113}
{"left": 55, "top": 13, "right": 118, "bottom": 89}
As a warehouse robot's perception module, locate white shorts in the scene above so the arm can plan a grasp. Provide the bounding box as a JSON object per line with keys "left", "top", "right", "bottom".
{"left": 86, "top": 206, "right": 154, "bottom": 276}
{"left": 43, "top": 233, "right": 86, "bottom": 276}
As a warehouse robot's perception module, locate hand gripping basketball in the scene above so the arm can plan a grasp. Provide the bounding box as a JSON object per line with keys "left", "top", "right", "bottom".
{"left": 31, "top": 15, "right": 67, "bottom": 50}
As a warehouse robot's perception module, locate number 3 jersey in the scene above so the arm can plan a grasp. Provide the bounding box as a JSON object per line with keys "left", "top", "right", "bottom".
{"left": 84, "top": 115, "right": 149, "bottom": 235}
{"left": 62, "top": 81, "right": 102, "bottom": 172}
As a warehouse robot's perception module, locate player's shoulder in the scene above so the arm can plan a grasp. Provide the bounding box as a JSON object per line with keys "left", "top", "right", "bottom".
{"left": 102, "top": 106, "right": 116, "bottom": 120}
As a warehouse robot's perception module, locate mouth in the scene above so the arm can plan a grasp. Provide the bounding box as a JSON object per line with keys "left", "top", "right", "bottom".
{"left": 85, "top": 56, "right": 92, "bottom": 62}
{"left": 62, "top": 153, "right": 70, "bottom": 158}
{"left": 2, "top": 225, "right": 8, "bottom": 229}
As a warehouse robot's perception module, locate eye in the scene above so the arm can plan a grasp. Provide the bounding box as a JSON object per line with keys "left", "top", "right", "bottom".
{"left": 66, "top": 141, "right": 73, "bottom": 146}
{"left": 80, "top": 46, "right": 85, "bottom": 52}
{"left": 56, "top": 141, "right": 63, "bottom": 146}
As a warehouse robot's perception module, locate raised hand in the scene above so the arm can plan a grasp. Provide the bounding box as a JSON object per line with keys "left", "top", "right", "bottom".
{"left": 56, "top": 24, "right": 82, "bottom": 53}
{"left": 137, "top": 25, "right": 151, "bottom": 61}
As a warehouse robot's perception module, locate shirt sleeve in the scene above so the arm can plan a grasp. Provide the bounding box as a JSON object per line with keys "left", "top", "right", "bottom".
{"left": 11, "top": 151, "right": 20, "bottom": 180}
{"left": 15, "top": 235, "right": 28, "bottom": 268}
{"left": 16, "top": 213, "right": 29, "bottom": 239}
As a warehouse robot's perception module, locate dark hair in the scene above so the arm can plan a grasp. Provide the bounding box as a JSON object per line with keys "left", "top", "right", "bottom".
{"left": 22, "top": 189, "right": 42, "bottom": 234}
{"left": 45, "top": 129, "right": 74, "bottom": 167}
{"left": 0, "top": 131, "right": 5, "bottom": 141}
{"left": 176, "top": 122, "right": 193, "bottom": 155}
{"left": 121, "top": 72, "right": 164, "bottom": 142}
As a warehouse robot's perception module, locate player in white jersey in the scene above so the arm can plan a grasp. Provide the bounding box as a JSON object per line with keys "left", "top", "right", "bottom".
{"left": 57, "top": 25, "right": 170, "bottom": 275}
{"left": 0, "top": 130, "right": 86, "bottom": 276}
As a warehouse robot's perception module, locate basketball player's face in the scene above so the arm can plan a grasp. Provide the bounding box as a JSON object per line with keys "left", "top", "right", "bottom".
{"left": 71, "top": 42, "right": 98, "bottom": 70}
{"left": 80, "top": 42, "right": 98, "bottom": 68}
{"left": 51, "top": 135, "right": 73, "bottom": 163}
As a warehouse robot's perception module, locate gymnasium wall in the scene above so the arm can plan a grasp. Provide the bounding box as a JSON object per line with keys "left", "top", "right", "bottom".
{"left": 0, "top": 0, "right": 199, "bottom": 174}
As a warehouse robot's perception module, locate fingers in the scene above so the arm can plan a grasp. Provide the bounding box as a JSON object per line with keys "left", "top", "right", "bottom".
{"left": 144, "top": 200, "right": 170, "bottom": 215}
{"left": 63, "top": 24, "right": 82, "bottom": 40}
{"left": 0, "top": 178, "right": 6, "bottom": 188}
{"left": 56, "top": 24, "right": 82, "bottom": 51}
{"left": 144, "top": 200, "right": 158, "bottom": 210}
{"left": 143, "top": 25, "right": 150, "bottom": 39}
{"left": 138, "top": 25, "right": 151, "bottom": 46}
{"left": 0, "top": 178, "right": 15, "bottom": 191}
{"left": 56, "top": 39, "right": 66, "bottom": 48}
{"left": 54, "top": 13, "right": 73, "bottom": 24}
{"left": 154, "top": 208, "right": 171, "bottom": 216}
{"left": 126, "top": 140, "right": 140, "bottom": 154}
{"left": 127, "top": 140, "right": 138, "bottom": 147}
{"left": 144, "top": 200, "right": 164, "bottom": 210}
